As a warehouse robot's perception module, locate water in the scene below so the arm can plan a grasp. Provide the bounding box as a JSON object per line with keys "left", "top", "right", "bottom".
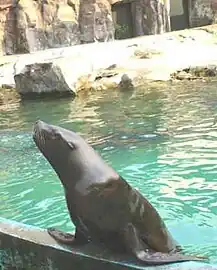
{"left": 1, "top": 81, "right": 217, "bottom": 265}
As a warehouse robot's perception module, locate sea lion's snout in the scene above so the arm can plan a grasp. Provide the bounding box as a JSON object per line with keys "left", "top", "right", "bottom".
{"left": 33, "top": 120, "right": 45, "bottom": 135}
{"left": 33, "top": 120, "right": 45, "bottom": 147}
{"left": 33, "top": 120, "right": 62, "bottom": 146}
{"left": 34, "top": 120, "right": 48, "bottom": 131}
{"left": 33, "top": 120, "right": 51, "bottom": 146}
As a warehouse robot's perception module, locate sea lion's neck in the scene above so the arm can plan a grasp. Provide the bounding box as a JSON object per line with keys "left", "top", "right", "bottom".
{"left": 52, "top": 166, "right": 76, "bottom": 190}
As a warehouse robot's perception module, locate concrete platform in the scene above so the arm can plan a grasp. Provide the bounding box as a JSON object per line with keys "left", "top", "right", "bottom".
{"left": 0, "top": 217, "right": 216, "bottom": 270}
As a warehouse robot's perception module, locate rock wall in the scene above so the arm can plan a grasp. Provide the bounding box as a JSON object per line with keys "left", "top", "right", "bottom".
{"left": 2, "top": 0, "right": 80, "bottom": 54}
{"left": 79, "top": 0, "right": 114, "bottom": 43}
{"left": 0, "top": 0, "right": 114, "bottom": 55}
{"left": 0, "top": 0, "right": 173, "bottom": 56}
{"left": 1, "top": 0, "right": 217, "bottom": 56}
{"left": 189, "top": 0, "right": 217, "bottom": 27}
{"left": 131, "top": 0, "right": 171, "bottom": 36}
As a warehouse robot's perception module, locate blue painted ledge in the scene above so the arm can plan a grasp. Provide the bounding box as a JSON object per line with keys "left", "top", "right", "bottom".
{"left": 0, "top": 217, "right": 216, "bottom": 270}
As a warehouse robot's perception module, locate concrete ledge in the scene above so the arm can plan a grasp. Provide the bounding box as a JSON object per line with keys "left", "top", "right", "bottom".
{"left": 0, "top": 217, "right": 216, "bottom": 270}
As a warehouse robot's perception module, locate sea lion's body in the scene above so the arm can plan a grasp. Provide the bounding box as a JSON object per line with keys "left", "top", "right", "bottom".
{"left": 33, "top": 120, "right": 207, "bottom": 265}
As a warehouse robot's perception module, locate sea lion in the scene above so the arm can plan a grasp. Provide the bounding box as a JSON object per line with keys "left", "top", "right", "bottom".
{"left": 33, "top": 120, "right": 207, "bottom": 265}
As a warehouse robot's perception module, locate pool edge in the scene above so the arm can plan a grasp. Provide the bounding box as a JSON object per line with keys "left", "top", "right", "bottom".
{"left": 0, "top": 217, "right": 216, "bottom": 270}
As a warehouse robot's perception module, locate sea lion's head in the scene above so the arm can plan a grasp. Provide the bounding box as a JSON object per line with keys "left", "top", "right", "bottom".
{"left": 33, "top": 120, "right": 95, "bottom": 188}
{"left": 33, "top": 120, "right": 120, "bottom": 191}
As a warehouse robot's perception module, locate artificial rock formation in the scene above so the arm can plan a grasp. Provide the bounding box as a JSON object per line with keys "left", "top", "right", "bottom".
{"left": 79, "top": 0, "right": 114, "bottom": 43}
{"left": 1, "top": 23, "right": 217, "bottom": 96}
{"left": 14, "top": 62, "right": 75, "bottom": 96}
{"left": 0, "top": 0, "right": 173, "bottom": 56}
{"left": 0, "top": 0, "right": 115, "bottom": 55}
{"left": 135, "top": 0, "right": 171, "bottom": 35}
{"left": 189, "top": 0, "right": 217, "bottom": 28}
{"left": 1, "top": 0, "right": 216, "bottom": 57}
{"left": 2, "top": 0, "right": 80, "bottom": 54}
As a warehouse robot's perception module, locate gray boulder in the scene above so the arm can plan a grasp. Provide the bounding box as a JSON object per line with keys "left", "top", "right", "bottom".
{"left": 14, "top": 62, "right": 75, "bottom": 96}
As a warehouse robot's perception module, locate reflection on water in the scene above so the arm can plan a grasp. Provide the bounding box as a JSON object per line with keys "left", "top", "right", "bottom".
{"left": 1, "top": 81, "right": 217, "bottom": 264}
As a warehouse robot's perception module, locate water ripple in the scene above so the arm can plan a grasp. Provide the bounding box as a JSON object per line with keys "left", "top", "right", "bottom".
{"left": 1, "top": 81, "right": 217, "bottom": 264}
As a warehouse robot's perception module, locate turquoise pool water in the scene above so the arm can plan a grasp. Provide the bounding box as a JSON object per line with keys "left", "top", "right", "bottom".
{"left": 0, "top": 81, "right": 217, "bottom": 264}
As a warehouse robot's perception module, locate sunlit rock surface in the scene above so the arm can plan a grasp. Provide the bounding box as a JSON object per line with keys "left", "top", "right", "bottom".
{"left": 0, "top": 0, "right": 115, "bottom": 55}
{"left": 1, "top": 24, "right": 217, "bottom": 96}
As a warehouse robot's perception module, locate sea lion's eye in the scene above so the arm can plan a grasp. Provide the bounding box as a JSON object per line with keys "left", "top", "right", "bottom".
{"left": 67, "top": 142, "right": 75, "bottom": 150}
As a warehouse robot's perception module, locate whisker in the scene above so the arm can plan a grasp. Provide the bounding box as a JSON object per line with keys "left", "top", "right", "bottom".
{"left": 34, "top": 126, "right": 46, "bottom": 147}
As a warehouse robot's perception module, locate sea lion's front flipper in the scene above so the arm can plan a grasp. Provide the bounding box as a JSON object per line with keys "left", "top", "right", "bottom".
{"left": 47, "top": 227, "right": 89, "bottom": 246}
{"left": 123, "top": 223, "right": 208, "bottom": 266}
{"left": 47, "top": 227, "right": 75, "bottom": 245}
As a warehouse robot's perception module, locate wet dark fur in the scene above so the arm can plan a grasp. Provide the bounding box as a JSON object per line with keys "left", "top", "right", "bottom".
{"left": 33, "top": 120, "right": 208, "bottom": 265}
